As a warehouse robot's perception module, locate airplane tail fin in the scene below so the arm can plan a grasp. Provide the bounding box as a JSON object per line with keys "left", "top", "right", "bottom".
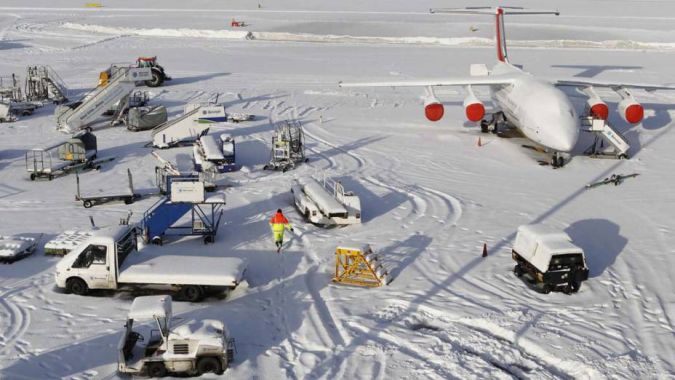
{"left": 430, "top": 7, "right": 559, "bottom": 64}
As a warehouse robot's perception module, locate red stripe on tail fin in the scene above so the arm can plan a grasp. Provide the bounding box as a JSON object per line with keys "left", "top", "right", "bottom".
{"left": 495, "top": 8, "right": 508, "bottom": 62}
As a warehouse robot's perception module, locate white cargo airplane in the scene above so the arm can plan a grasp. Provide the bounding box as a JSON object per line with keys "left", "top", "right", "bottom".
{"left": 339, "top": 7, "right": 675, "bottom": 167}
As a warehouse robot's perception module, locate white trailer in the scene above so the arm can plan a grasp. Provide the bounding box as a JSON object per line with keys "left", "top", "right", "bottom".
{"left": 152, "top": 103, "right": 226, "bottom": 149}
{"left": 118, "top": 295, "right": 234, "bottom": 377}
{"left": 0, "top": 235, "right": 40, "bottom": 263}
{"left": 55, "top": 225, "right": 247, "bottom": 301}
{"left": 55, "top": 67, "right": 152, "bottom": 133}
{"left": 75, "top": 169, "right": 139, "bottom": 208}
{"left": 291, "top": 176, "right": 361, "bottom": 226}
{"left": 512, "top": 224, "right": 589, "bottom": 294}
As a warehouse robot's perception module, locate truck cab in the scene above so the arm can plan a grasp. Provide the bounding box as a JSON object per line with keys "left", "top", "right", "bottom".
{"left": 118, "top": 295, "right": 233, "bottom": 377}
{"left": 55, "top": 226, "right": 134, "bottom": 294}
{"left": 54, "top": 225, "right": 247, "bottom": 301}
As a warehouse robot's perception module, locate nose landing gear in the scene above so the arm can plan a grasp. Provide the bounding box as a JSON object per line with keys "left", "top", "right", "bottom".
{"left": 551, "top": 152, "right": 566, "bottom": 168}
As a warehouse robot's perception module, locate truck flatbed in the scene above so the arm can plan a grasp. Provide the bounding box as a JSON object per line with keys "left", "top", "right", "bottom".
{"left": 119, "top": 253, "right": 246, "bottom": 288}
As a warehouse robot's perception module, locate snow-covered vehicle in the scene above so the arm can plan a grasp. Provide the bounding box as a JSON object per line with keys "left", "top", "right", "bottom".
{"left": 54, "top": 225, "right": 247, "bottom": 301}
{"left": 226, "top": 112, "right": 253, "bottom": 123}
{"left": 291, "top": 176, "right": 361, "bottom": 226}
{"left": 0, "top": 235, "right": 40, "bottom": 263}
{"left": 512, "top": 224, "right": 589, "bottom": 294}
{"left": 193, "top": 134, "right": 236, "bottom": 173}
{"left": 118, "top": 295, "right": 234, "bottom": 377}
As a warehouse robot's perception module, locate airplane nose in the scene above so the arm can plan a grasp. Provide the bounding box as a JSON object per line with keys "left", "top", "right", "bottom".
{"left": 543, "top": 117, "right": 579, "bottom": 152}
{"left": 555, "top": 137, "right": 575, "bottom": 153}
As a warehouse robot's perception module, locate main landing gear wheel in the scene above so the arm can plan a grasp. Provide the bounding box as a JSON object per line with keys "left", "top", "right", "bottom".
{"left": 480, "top": 119, "right": 489, "bottom": 133}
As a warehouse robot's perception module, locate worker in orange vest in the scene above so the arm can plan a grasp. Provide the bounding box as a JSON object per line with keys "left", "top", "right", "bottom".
{"left": 270, "top": 209, "right": 293, "bottom": 252}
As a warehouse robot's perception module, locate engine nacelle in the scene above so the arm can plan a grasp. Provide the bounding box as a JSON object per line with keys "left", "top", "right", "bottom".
{"left": 462, "top": 94, "right": 485, "bottom": 122}
{"left": 424, "top": 96, "right": 444, "bottom": 122}
{"left": 618, "top": 97, "right": 644, "bottom": 124}
{"left": 585, "top": 97, "right": 609, "bottom": 120}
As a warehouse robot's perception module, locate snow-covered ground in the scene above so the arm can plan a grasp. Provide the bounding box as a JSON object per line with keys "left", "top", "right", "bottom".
{"left": 1, "top": 1, "right": 674, "bottom": 379}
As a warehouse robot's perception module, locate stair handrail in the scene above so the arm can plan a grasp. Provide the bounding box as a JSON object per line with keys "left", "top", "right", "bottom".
{"left": 45, "top": 65, "right": 70, "bottom": 99}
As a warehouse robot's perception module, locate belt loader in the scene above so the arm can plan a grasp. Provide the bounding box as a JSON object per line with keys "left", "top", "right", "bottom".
{"left": 291, "top": 175, "right": 361, "bottom": 226}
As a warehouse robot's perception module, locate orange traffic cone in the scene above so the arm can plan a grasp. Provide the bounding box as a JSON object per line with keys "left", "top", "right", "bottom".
{"left": 482, "top": 243, "right": 488, "bottom": 257}
{"left": 477, "top": 136, "right": 482, "bottom": 147}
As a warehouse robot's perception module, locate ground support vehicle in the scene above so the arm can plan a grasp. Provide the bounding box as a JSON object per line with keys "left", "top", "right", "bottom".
{"left": 118, "top": 295, "right": 234, "bottom": 377}
{"left": 55, "top": 226, "right": 246, "bottom": 301}
{"left": 512, "top": 224, "right": 589, "bottom": 294}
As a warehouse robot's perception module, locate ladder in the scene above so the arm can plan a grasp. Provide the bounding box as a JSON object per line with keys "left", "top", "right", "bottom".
{"left": 25, "top": 66, "right": 69, "bottom": 103}
{"left": 580, "top": 116, "right": 630, "bottom": 159}
{"left": 151, "top": 106, "right": 205, "bottom": 148}
{"left": 56, "top": 67, "right": 150, "bottom": 133}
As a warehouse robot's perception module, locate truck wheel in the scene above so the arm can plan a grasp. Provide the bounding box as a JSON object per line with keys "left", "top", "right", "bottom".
{"left": 181, "top": 285, "right": 203, "bottom": 302}
{"left": 30, "top": 173, "right": 36, "bottom": 181}
{"left": 570, "top": 280, "right": 581, "bottom": 293}
{"left": 196, "top": 357, "right": 222, "bottom": 375}
{"left": 145, "top": 70, "right": 163, "bottom": 87}
{"left": 124, "top": 197, "right": 133, "bottom": 205}
{"left": 83, "top": 200, "right": 93, "bottom": 208}
{"left": 145, "top": 362, "right": 167, "bottom": 378}
{"left": 513, "top": 265, "right": 524, "bottom": 277}
{"left": 66, "top": 278, "right": 89, "bottom": 296}
{"left": 541, "top": 284, "right": 552, "bottom": 294}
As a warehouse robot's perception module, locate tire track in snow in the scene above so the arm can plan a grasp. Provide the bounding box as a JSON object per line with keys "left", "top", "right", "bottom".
{"left": 374, "top": 300, "right": 601, "bottom": 379}
{"left": 0, "top": 284, "right": 32, "bottom": 359}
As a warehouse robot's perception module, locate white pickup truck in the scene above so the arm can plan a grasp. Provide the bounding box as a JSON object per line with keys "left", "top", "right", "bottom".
{"left": 55, "top": 226, "right": 246, "bottom": 301}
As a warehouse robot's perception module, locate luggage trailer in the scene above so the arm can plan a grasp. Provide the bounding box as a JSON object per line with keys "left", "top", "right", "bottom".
{"left": 25, "top": 131, "right": 113, "bottom": 181}
{"left": 76, "top": 169, "right": 141, "bottom": 208}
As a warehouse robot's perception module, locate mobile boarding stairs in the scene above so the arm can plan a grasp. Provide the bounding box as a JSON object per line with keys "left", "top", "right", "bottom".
{"left": 581, "top": 116, "right": 630, "bottom": 159}
{"left": 142, "top": 154, "right": 225, "bottom": 245}
{"left": 151, "top": 103, "right": 226, "bottom": 149}
{"left": 55, "top": 67, "right": 152, "bottom": 133}
{"left": 25, "top": 65, "right": 69, "bottom": 104}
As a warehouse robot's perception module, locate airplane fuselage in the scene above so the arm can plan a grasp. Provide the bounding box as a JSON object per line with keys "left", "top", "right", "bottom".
{"left": 488, "top": 62, "right": 579, "bottom": 152}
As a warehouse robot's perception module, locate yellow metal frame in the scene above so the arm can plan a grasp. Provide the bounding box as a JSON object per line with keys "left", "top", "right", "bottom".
{"left": 333, "top": 246, "right": 384, "bottom": 287}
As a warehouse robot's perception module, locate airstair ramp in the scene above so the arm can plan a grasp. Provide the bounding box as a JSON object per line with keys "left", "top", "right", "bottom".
{"left": 581, "top": 116, "right": 630, "bottom": 159}
{"left": 56, "top": 67, "right": 150, "bottom": 133}
{"left": 142, "top": 197, "right": 192, "bottom": 242}
{"left": 151, "top": 106, "right": 208, "bottom": 148}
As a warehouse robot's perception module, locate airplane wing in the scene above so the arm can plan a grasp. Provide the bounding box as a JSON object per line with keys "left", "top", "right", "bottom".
{"left": 338, "top": 76, "right": 514, "bottom": 88}
{"left": 555, "top": 79, "right": 675, "bottom": 91}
